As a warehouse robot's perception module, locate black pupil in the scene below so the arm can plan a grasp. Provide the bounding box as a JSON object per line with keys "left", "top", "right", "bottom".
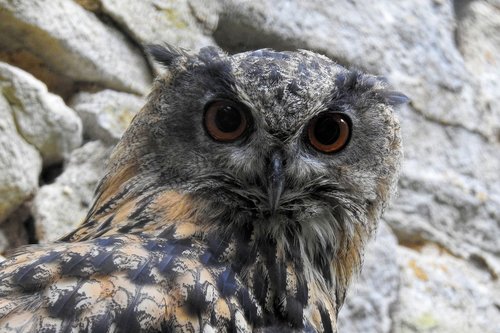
{"left": 314, "top": 115, "right": 340, "bottom": 145}
{"left": 215, "top": 106, "right": 242, "bottom": 133}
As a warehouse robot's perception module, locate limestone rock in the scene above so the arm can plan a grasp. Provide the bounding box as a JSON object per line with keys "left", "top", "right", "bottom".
{"left": 338, "top": 222, "right": 400, "bottom": 333}
{"left": 0, "top": 0, "right": 152, "bottom": 95}
{"left": 70, "top": 89, "right": 144, "bottom": 144}
{"left": 385, "top": 108, "right": 500, "bottom": 278}
{"left": 84, "top": 0, "right": 218, "bottom": 50}
{"left": 31, "top": 141, "right": 110, "bottom": 243}
{"left": 0, "top": 93, "right": 41, "bottom": 223}
{"left": 456, "top": 0, "right": 500, "bottom": 142}
{"left": 0, "top": 62, "right": 82, "bottom": 165}
{"left": 392, "top": 245, "right": 500, "bottom": 333}
{"left": 457, "top": 0, "right": 500, "bottom": 77}
{"left": 76, "top": 0, "right": 218, "bottom": 75}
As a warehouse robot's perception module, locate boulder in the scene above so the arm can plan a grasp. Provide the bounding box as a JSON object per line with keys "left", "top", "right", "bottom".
{"left": 0, "top": 62, "right": 82, "bottom": 165}
{"left": 81, "top": 0, "right": 218, "bottom": 50}
{"left": 385, "top": 108, "right": 500, "bottom": 279}
{"left": 31, "top": 141, "right": 110, "bottom": 243}
{"left": 70, "top": 89, "right": 145, "bottom": 144}
{"left": 0, "top": 93, "right": 41, "bottom": 223}
{"left": 392, "top": 245, "right": 500, "bottom": 333}
{"left": 456, "top": 0, "right": 500, "bottom": 141}
{"left": 0, "top": 0, "right": 152, "bottom": 95}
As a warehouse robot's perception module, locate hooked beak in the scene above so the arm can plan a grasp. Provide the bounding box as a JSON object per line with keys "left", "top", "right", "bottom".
{"left": 267, "top": 150, "right": 285, "bottom": 214}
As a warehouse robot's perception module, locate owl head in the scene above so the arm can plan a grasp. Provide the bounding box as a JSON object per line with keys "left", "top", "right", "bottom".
{"left": 95, "top": 44, "right": 407, "bottom": 288}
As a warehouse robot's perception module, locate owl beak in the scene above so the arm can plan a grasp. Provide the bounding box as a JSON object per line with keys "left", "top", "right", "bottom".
{"left": 267, "top": 150, "right": 285, "bottom": 214}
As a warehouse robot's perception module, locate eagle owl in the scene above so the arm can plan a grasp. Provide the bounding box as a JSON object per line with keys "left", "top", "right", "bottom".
{"left": 0, "top": 45, "right": 407, "bottom": 332}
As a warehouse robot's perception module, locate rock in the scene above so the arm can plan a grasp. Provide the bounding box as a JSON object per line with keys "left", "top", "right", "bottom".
{"left": 392, "top": 245, "right": 500, "bottom": 333}
{"left": 384, "top": 108, "right": 500, "bottom": 278}
{"left": 456, "top": 0, "right": 500, "bottom": 142}
{"left": 0, "top": 0, "right": 152, "bottom": 95}
{"left": 76, "top": 0, "right": 218, "bottom": 74}
{"left": 0, "top": 93, "right": 41, "bottom": 223}
{"left": 70, "top": 89, "right": 145, "bottom": 144}
{"left": 338, "top": 221, "right": 400, "bottom": 333}
{"left": 457, "top": 1, "right": 500, "bottom": 75}
{"left": 0, "top": 62, "right": 82, "bottom": 165}
{"left": 83, "top": 0, "right": 218, "bottom": 51}
{"left": 31, "top": 141, "right": 110, "bottom": 243}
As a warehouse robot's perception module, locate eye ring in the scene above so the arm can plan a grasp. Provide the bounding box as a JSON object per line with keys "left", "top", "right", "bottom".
{"left": 307, "top": 112, "right": 351, "bottom": 153}
{"left": 204, "top": 101, "right": 249, "bottom": 142}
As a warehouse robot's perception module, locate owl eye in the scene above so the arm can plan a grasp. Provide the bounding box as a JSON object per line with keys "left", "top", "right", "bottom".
{"left": 204, "top": 101, "right": 248, "bottom": 142}
{"left": 307, "top": 112, "right": 351, "bottom": 153}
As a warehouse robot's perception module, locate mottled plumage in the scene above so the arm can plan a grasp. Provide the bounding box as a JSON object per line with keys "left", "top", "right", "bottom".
{"left": 0, "top": 45, "right": 407, "bottom": 332}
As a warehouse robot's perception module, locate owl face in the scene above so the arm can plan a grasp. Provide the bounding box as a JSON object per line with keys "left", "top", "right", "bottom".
{"left": 128, "top": 46, "right": 406, "bottom": 236}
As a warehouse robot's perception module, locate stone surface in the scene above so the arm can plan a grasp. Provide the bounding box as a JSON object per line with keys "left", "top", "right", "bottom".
{"left": 0, "top": 62, "right": 83, "bottom": 165}
{"left": 338, "top": 221, "right": 400, "bottom": 333}
{"left": 385, "top": 107, "right": 500, "bottom": 278}
{"left": 81, "top": 0, "right": 218, "bottom": 50}
{"left": 392, "top": 245, "right": 500, "bottom": 333}
{"left": 70, "top": 89, "right": 145, "bottom": 144}
{"left": 31, "top": 141, "right": 110, "bottom": 243}
{"left": 76, "top": 0, "right": 218, "bottom": 75}
{"left": 0, "top": 93, "right": 41, "bottom": 223}
{"left": 456, "top": 0, "right": 500, "bottom": 142}
{"left": 0, "top": 0, "right": 152, "bottom": 95}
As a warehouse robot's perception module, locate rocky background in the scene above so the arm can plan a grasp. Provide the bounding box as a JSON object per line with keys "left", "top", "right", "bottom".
{"left": 0, "top": 0, "right": 499, "bottom": 332}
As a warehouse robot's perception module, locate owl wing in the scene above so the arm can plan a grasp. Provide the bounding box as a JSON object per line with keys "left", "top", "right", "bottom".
{"left": 0, "top": 234, "right": 261, "bottom": 333}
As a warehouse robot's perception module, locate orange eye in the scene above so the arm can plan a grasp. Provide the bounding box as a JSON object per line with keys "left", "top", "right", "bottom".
{"left": 204, "top": 101, "right": 248, "bottom": 142}
{"left": 307, "top": 112, "right": 351, "bottom": 153}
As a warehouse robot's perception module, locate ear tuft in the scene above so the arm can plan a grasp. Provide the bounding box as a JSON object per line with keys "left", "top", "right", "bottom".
{"left": 197, "top": 46, "right": 226, "bottom": 63}
{"left": 145, "top": 44, "right": 187, "bottom": 67}
{"left": 383, "top": 91, "right": 410, "bottom": 106}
